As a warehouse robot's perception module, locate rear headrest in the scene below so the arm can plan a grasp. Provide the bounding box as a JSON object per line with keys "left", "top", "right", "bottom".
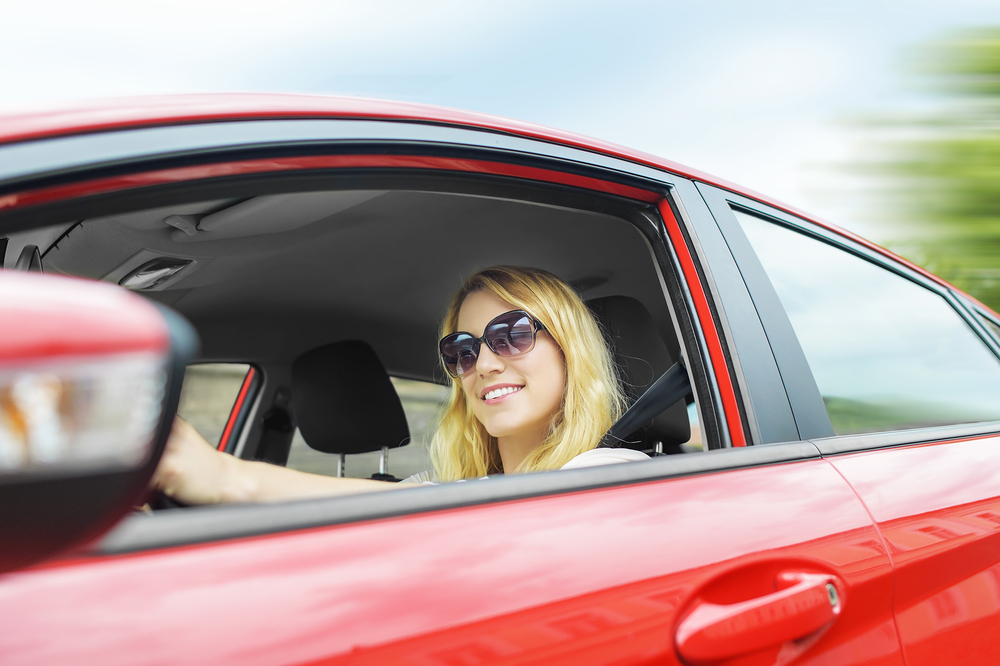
{"left": 588, "top": 296, "right": 690, "bottom": 447}
{"left": 291, "top": 340, "right": 410, "bottom": 455}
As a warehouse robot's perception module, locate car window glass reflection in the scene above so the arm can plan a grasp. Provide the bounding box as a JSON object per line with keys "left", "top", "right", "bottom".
{"left": 735, "top": 209, "right": 1000, "bottom": 435}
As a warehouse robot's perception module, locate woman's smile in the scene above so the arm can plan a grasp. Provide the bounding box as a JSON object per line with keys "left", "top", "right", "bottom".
{"left": 481, "top": 383, "right": 524, "bottom": 403}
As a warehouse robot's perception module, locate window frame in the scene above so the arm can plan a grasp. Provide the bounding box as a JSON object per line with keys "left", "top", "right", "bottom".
{"left": 0, "top": 116, "right": 820, "bottom": 551}
{"left": 0, "top": 118, "right": 751, "bottom": 453}
{"left": 956, "top": 298, "right": 1000, "bottom": 360}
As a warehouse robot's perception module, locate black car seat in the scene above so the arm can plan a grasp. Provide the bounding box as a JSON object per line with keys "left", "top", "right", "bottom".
{"left": 588, "top": 296, "right": 691, "bottom": 453}
{"left": 291, "top": 340, "right": 410, "bottom": 480}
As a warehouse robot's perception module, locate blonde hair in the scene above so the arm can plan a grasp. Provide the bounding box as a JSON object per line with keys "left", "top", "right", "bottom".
{"left": 430, "top": 266, "right": 625, "bottom": 481}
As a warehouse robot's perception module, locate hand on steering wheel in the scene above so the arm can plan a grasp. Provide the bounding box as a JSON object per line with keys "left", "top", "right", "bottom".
{"left": 148, "top": 416, "right": 236, "bottom": 507}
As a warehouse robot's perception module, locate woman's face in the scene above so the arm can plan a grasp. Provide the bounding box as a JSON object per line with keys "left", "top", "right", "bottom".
{"left": 456, "top": 291, "right": 566, "bottom": 442}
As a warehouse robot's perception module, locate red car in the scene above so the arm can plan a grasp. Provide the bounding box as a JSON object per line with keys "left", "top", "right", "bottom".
{"left": 3, "top": 94, "right": 1000, "bottom": 666}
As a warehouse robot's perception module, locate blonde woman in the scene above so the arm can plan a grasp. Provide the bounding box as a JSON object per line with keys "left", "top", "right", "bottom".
{"left": 153, "top": 266, "right": 649, "bottom": 504}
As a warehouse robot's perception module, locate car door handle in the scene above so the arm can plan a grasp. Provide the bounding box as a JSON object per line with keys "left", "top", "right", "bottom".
{"left": 675, "top": 571, "right": 842, "bottom": 664}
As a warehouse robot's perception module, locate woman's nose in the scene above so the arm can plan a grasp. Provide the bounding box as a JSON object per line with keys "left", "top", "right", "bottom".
{"left": 476, "top": 344, "right": 505, "bottom": 375}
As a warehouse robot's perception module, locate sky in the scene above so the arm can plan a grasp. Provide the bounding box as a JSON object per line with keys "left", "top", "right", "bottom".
{"left": 3, "top": 0, "right": 1000, "bottom": 240}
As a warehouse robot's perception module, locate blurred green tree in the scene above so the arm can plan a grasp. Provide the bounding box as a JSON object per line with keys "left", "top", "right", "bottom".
{"left": 877, "top": 28, "right": 1000, "bottom": 310}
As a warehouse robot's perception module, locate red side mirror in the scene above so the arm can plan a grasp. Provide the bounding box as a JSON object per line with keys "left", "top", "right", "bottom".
{"left": 0, "top": 271, "right": 197, "bottom": 573}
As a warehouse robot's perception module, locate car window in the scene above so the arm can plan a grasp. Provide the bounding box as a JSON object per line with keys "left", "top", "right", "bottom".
{"left": 734, "top": 209, "right": 1000, "bottom": 435}
{"left": 285, "top": 377, "right": 448, "bottom": 480}
{"left": 177, "top": 363, "right": 254, "bottom": 446}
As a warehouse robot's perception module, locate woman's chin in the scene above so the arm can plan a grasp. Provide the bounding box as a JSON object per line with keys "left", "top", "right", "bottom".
{"left": 481, "top": 417, "right": 546, "bottom": 442}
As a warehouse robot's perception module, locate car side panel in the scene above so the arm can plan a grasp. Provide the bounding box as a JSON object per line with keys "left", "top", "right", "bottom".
{"left": 826, "top": 435, "right": 1000, "bottom": 666}
{"left": 0, "top": 459, "right": 901, "bottom": 666}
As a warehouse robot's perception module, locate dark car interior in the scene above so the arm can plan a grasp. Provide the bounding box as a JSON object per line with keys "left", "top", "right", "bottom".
{"left": 2, "top": 175, "right": 703, "bottom": 484}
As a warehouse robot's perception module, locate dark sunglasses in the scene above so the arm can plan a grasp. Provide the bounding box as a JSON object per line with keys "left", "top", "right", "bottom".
{"left": 439, "top": 309, "right": 546, "bottom": 378}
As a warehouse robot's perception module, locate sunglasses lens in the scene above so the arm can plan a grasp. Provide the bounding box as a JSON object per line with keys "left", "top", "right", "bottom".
{"left": 439, "top": 312, "right": 540, "bottom": 377}
{"left": 486, "top": 312, "right": 536, "bottom": 357}
{"left": 440, "top": 333, "right": 478, "bottom": 376}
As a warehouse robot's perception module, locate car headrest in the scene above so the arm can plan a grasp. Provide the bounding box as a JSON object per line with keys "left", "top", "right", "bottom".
{"left": 588, "top": 296, "right": 690, "bottom": 448}
{"left": 291, "top": 340, "right": 410, "bottom": 455}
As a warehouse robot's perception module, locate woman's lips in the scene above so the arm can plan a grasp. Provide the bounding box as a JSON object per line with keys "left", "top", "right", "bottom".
{"left": 482, "top": 384, "right": 524, "bottom": 404}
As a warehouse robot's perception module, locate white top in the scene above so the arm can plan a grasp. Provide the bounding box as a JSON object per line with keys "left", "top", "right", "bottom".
{"left": 402, "top": 447, "right": 651, "bottom": 485}
{"left": 559, "top": 447, "right": 651, "bottom": 469}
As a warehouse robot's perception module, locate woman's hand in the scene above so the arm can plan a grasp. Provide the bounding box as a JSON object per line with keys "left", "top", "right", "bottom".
{"left": 151, "top": 416, "right": 414, "bottom": 506}
{"left": 150, "top": 417, "right": 247, "bottom": 505}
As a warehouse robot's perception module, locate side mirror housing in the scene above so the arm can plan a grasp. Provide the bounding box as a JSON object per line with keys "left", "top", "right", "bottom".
{"left": 0, "top": 271, "right": 196, "bottom": 573}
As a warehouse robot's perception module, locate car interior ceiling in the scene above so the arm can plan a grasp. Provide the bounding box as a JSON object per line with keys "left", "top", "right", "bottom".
{"left": 4, "top": 176, "right": 695, "bottom": 460}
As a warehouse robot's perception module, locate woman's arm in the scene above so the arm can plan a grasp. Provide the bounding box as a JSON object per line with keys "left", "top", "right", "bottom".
{"left": 151, "top": 417, "right": 413, "bottom": 505}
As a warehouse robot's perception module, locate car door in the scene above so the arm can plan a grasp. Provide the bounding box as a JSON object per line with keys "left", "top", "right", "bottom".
{"left": 0, "top": 100, "right": 906, "bottom": 665}
{"left": 701, "top": 182, "right": 1000, "bottom": 666}
{"left": 1, "top": 446, "right": 900, "bottom": 666}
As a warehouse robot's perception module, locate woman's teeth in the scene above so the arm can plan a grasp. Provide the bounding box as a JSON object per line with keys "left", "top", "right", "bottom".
{"left": 485, "top": 386, "right": 522, "bottom": 400}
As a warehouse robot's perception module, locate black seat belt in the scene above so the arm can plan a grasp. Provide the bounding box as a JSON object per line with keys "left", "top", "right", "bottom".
{"left": 599, "top": 362, "right": 691, "bottom": 448}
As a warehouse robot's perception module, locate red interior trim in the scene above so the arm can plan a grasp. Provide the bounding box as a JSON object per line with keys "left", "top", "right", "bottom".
{"left": 657, "top": 199, "right": 746, "bottom": 447}
{"left": 219, "top": 367, "right": 256, "bottom": 452}
{"left": 0, "top": 154, "right": 662, "bottom": 213}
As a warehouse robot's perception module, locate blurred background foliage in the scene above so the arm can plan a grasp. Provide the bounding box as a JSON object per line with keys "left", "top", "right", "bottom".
{"left": 873, "top": 27, "right": 1000, "bottom": 310}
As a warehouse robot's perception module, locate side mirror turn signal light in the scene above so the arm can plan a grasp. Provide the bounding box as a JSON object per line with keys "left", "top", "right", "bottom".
{"left": 0, "top": 354, "right": 165, "bottom": 471}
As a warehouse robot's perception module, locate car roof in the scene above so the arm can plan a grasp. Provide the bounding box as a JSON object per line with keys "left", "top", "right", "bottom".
{"left": 0, "top": 93, "right": 766, "bottom": 203}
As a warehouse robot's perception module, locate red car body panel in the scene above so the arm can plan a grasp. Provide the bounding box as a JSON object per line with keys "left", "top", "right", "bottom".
{"left": 828, "top": 434, "right": 1000, "bottom": 665}
{"left": 0, "top": 460, "right": 899, "bottom": 665}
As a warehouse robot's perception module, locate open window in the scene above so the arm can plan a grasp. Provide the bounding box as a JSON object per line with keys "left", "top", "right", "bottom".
{"left": 2, "top": 145, "right": 730, "bottom": 497}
